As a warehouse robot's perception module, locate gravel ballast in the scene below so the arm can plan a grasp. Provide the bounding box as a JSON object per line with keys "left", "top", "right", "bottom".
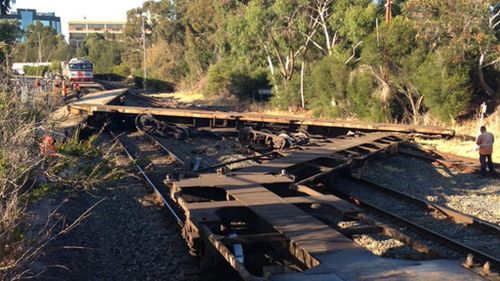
{"left": 358, "top": 154, "right": 500, "bottom": 225}
{"left": 27, "top": 136, "right": 207, "bottom": 281}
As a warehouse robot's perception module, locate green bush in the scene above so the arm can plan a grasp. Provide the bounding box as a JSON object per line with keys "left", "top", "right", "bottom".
{"left": 50, "top": 61, "right": 61, "bottom": 73}
{"left": 134, "top": 76, "right": 175, "bottom": 92}
{"left": 204, "top": 58, "right": 270, "bottom": 100}
{"left": 30, "top": 183, "right": 52, "bottom": 201}
{"left": 93, "top": 73, "right": 126, "bottom": 81}
{"left": 307, "top": 56, "right": 350, "bottom": 118}
{"left": 23, "top": 65, "right": 49, "bottom": 76}
{"left": 48, "top": 132, "right": 125, "bottom": 190}
{"left": 270, "top": 74, "right": 303, "bottom": 110}
{"left": 204, "top": 61, "right": 231, "bottom": 96}
{"left": 56, "top": 134, "right": 100, "bottom": 159}
{"left": 414, "top": 52, "right": 471, "bottom": 121}
{"left": 111, "top": 64, "right": 131, "bottom": 77}
{"left": 0, "top": 148, "right": 8, "bottom": 177}
{"left": 347, "top": 69, "right": 389, "bottom": 122}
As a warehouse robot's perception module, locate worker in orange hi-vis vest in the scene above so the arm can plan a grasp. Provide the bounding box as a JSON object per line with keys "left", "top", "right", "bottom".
{"left": 75, "top": 83, "right": 82, "bottom": 100}
{"left": 62, "top": 82, "right": 68, "bottom": 102}
{"left": 39, "top": 135, "right": 56, "bottom": 157}
{"left": 34, "top": 78, "right": 41, "bottom": 95}
{"left": 476, "top": 126, "right": 495, "bottom": 176}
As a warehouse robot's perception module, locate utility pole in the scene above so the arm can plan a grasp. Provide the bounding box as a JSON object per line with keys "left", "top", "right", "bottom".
{"left": 382, "top": 0, "right": 392, "bottom": 82}
{"left": 385, "top": 0, "right": 392, "bottom": 23}
{"left": 141, "top": 15, "right": 147, "bottom": 91}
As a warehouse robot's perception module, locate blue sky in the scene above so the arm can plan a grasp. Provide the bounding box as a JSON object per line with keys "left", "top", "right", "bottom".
{"left": 12, "top": 0, "right": 146, "bottom": 39}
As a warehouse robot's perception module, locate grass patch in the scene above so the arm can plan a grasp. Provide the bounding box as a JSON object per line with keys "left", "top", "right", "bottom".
{"left": 56, "top": 134, "right": 100, "bottom": 158}
{"left": 45, "top": 130, "right": 125, "bottom": 190}
{"left": 29, "top": 183, "right": 52, "bottom": 202}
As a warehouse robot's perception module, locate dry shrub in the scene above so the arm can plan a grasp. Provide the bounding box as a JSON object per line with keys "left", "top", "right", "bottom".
{"left": 0, "top": 82, "right": 124, "bottom": 279}
{"left": 0, "top": 88, "right": 49, "bottom": 279}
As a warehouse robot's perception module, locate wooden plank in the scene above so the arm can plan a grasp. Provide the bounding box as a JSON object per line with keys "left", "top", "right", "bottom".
{"left": 174, "top": 174, "right": 294, "bottom": 189}
{"left": 69, "top": 103, "right": 455, "bottom": 136}
{"left": 339, "top": 225, "right": 383, "bottom": 236}
{"left": 236, "top": 133, "right": 394, "bottom": 174}
{"left": 184, "top": 201, "right": 242, "bottom": 223}
{"left": 218, "top": 233, "right": 288, "bottom": 245}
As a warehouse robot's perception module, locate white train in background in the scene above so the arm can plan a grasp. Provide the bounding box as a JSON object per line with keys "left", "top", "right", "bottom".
{"left": 62, "top": 58, "right": 94, "bottom": 82}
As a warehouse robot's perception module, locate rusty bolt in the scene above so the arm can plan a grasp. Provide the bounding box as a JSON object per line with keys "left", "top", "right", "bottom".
{"left": 464, "top": 254, "right": 474, "bottom": 268}
{"left": 482, "top": 261, "right": 490, "bottom": 276}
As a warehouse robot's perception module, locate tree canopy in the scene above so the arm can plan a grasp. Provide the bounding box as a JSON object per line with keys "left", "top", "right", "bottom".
{"left": 3, "top": 0, "right": 496, "bottom": 124}
{"left": 0, "top": 0, "right": 10, "bottom": 15}
{"left": 11, "top": 22, "right": 72, "bottom": 63}
{"left": 114, "top": 0, "right": 500, "bottom": 123}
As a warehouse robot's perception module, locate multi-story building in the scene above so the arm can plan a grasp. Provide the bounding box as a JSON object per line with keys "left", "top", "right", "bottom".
{"left": 0, "top": 8, "right": 61, "bottom": 34}
{"left": 68, "top": 20, "right": 126, "bottom": 48}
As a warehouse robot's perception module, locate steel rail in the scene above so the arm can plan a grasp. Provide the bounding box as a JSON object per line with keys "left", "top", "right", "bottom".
{"left": 325, "top": 177, "right": 500, "bottom": 271}
{"left": 109, "top": 130, "right": 184, "bottom": 226}
{"left": 351, "top": 177, "right": 500, "bottom": 238}
{"left": 141, "top": 131, "right": 185, "bottom": 165}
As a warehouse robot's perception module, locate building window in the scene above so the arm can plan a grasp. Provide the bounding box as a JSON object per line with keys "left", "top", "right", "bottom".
{"left": 70, "top": 24, "right": 87, "bottom": 30}
{"left": 88, "top": 24, "right": 104, "bottom": 30}
{"left": 107, "top": 24, "right": 123, "bottom": 30}
{"left": 20, "top": 10, "right": 33, "bottom": 30}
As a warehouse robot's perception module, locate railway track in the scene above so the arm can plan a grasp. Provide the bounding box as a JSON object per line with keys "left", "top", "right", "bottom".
{"left": 67, "top": 81, "right": 499, "bottom": 280}
{"left": 108, "top": 129, "right": 185, "bottom": 223}
{"left": 108, "top": 126, "right": 276, "bottom": 280}
{"left": 320, "top": 175, "right": 500, "bottom": 277}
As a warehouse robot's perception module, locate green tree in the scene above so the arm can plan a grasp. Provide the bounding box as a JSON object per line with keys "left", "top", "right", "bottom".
{"left": 413, "top": 51, "right": 471, "bottom": 121}
{"left": 328, "top": 0, "right": 379, "bottom": 45}
{"left": 226, "top": 0, "right": 323, "bottom": 108}
{"left": 0, "top": 20, "right": 20, "bottom": 43}
{"left": 82, "top": 33, "right": 122, "bottom": 73}
{"left": 356, "top": 17, "right": 418, "bottom": 122}
{"left": 0, "top": 0, "right": 9, "bottom": 15}
{"left": 204, "top": 56, "right": 269, "bottom": 100}
{"left": 347, "top": 67, "right": 388, "bottom": 122}
{"left": 13, "top": 22, "right": 72, "bottom": 63}
{"left": 113, "top": 0, "right": 498, "bottom": 124}
{"left": 307, "top": 55, "right": 350, "bottom": 118}
{"left": 404, "top": 0, "right": 499, "bottom": 98}
{"left": 0, "top": 19, "right": 21, "bottom": 75}
{"left": 146, "top": 40, "right": 187, "bottom": 82}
